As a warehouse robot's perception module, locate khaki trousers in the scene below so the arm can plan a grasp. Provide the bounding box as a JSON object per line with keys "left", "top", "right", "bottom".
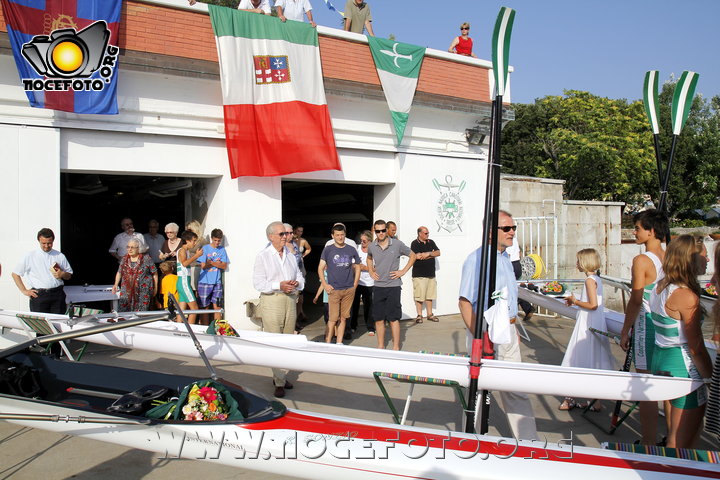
{"left": 260, "top": 292, "right": 297, "bottom": 386}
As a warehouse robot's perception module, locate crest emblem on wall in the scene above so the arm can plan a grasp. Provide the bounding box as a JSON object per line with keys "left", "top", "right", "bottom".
{"left": 433, "top": 175, "right": 466, "bottom": 233}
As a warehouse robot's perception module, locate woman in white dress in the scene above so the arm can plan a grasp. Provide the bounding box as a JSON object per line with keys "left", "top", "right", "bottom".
{"left": 559, "top": 248, "right": 616, "bottom": 410}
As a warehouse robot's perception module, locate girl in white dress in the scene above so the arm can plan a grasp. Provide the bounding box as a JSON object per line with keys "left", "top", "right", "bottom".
{"left": 559, "top": 248, "right": 616, "bottom": 410}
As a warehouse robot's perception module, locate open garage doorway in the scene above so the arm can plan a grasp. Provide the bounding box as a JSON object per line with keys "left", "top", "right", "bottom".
{"left": 281, "top": 180, "right": 375, "bottom": 269}
{"left": 60, "top": 173, "right": 204, "bottom": 286}
{"left": 281, "top": 180, "right": 376, "bottom": 329}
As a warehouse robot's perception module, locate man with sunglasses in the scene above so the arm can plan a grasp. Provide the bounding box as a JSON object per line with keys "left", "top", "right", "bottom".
{"left": 459, "top": 210, "right": 538, "bottom": 440}
{"left": 253, "top": 221, "right": 305, "bottom": 397}
{"left": 367, "top": 219, "right": 416, "bottom": 350}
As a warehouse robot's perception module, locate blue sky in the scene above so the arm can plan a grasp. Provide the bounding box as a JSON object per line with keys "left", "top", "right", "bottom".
{"left": 310, "top": 1, "right": 720, "bottom": 104}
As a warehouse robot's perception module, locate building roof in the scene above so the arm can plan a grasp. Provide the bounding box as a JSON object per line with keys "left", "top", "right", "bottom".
{"left": 0, "top": 0, "right": 496, "bottom": 112}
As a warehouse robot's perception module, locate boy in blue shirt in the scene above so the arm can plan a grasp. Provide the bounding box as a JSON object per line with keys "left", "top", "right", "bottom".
{"left": 198, "top": 228, "right": 229, "bottom": 325}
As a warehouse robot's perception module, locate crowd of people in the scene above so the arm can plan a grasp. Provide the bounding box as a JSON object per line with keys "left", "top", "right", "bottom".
{"left": 187, "top": 0, "right": 478, "bottom": 56}
{"left": 9, "top": 208, "right": 720, "bottom": 446}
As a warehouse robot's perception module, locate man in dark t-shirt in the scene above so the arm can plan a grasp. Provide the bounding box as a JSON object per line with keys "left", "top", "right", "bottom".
{"left": 410, "top": 226, "right": 441, "bottom": 323}
{"left": 319, "top": 224, "right": 360, "bottom": 344}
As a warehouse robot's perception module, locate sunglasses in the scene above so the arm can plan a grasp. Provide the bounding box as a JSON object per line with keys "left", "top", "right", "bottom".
{"left": 375, "top": 228, "right": 387, "bottom": 233}
{"left": 278, "top": 232, "right": 291, "bottom": 237}
{"left": 498, "top": 225, "right": 517, "bottom": 232}
{"left": 461, "top": 27, "right": 469, "bottom": 31}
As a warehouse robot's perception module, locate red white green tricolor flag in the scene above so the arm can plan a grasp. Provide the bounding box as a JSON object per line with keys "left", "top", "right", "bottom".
{"left": 208, "top": 5, "right": 340, "bottom": 178}
{"left": 367, "top": 37, "right": 426, "bottom": 145}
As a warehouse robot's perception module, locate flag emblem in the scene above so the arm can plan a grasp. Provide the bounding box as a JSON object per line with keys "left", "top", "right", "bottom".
{"left": 254, "top": 55, "right": 291, "bottom": 84}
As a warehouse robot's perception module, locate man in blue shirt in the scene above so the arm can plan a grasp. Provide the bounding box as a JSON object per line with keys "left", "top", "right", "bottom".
{"left": 459, "top": 210, "right": 538, "bottom": 440}
{"left": 319, "top": 224, "right": 360, "bottom": 343}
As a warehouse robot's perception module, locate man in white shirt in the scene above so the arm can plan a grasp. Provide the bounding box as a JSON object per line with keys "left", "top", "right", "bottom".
{"left": 253, "top": 221, "right": 305, "bottom": 398}
{"left": 276, "top": 0, "right": 316, "bottom": 26}
{"left": 109, "top": 217, "right": 148, "bottom": 262}
{"left": 12, "top": 228, "right": 73, "bottom": 314}
{"left": 237, "top": 0, "right": 271, "bottom": 14}
{"left": 143, "top": 219, "right": 164, "bottom": 265}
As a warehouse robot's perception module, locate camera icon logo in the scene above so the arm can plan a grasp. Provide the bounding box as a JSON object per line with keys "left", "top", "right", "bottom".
{"left": 21, "top": 21, "right": 110, "bottom": 79}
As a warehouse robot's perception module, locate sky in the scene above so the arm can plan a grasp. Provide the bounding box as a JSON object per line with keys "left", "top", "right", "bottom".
{"left": 309, "top": 0, "right": 720, "bottom": 104}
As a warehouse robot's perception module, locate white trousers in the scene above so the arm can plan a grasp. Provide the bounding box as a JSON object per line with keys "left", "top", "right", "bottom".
{"left": 467, "top": 326, "right": 539, "bottom": 440}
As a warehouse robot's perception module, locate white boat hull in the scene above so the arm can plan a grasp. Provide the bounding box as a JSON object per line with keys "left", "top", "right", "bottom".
{"left": 1, "top": 394, "right": 717, "bottom": 480}
{"left": 0, "top": 309, "right": 703, "bottom": 402}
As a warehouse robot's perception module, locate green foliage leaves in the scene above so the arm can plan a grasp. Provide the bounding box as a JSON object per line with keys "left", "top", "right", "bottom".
{"left": 501, "top": 91, "right": 654, "bottom": 202}
{"left": 501, "top": 87, "right": 720, "bottom": 214}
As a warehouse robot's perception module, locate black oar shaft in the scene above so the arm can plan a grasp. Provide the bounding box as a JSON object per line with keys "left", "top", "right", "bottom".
{"left": 168, "top": 294, "right": 218, "bottom": 381}
{"left": 465, "top": 95, "right": 502, "bottom": 434}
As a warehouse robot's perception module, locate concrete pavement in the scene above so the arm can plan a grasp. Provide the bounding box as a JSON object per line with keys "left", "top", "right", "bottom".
{"left": 0, "top": 310, "right": 717, "bottom": 479}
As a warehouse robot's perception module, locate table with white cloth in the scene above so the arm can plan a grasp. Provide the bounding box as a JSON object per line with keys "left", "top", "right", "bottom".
{"left": 64, "top": 285, "right": 119, "bottom": 311}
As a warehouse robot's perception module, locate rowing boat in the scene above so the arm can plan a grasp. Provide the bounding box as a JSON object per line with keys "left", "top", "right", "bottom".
{"left": 0, "top": 308, "right": 703, "bottom": 402}
{"left": 0, "top": 332, "right": 718, "bottom": 479}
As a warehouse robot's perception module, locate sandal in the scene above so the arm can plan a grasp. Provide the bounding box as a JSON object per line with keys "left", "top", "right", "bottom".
{"left": 558, "top": 398, "right": 575, "bottom": 411}
{"left": 427, "top": 315, "right": 439, "bottom": 322}
{"left": 415, "top": 316, "right": 424, "bottom": 324}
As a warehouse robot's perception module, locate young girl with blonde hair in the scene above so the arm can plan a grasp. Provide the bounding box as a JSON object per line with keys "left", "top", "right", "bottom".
{"left": 559, "top": 248, "right": 616, "bottom": 410}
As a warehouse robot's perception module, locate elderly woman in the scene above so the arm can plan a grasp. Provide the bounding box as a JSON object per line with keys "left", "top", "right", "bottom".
{"left": 112, "top": 238, "right": 158, "bottom": 312}
{"left": 159, "top": 222, "right": 183, "bottom": 262}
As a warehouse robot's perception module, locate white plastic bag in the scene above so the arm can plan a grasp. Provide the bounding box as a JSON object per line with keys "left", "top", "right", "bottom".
{"left": 483, "top": 287, "right": 511, "bottom": 345}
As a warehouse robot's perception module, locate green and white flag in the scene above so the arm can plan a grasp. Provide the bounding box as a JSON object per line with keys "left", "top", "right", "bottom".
{"left": 367, "top": 37, "right": 426, "bottom": 145}
{"left": 643, "top": 70, "right": 661, "bottom": 134}
{"left": 491, "top": 7, "right": 515, "bottom": 97}
{"left": 671, "top": 70, "right": 699, "bottom": 136}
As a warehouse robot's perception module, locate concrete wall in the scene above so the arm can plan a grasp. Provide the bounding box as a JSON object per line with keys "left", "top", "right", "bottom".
{"left": 500, "top": 175, "right": 625, "bottom": 308}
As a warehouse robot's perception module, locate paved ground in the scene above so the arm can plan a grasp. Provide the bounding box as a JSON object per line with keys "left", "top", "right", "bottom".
{"left": 0, "top": 309, "right": 717, "bottom": 479}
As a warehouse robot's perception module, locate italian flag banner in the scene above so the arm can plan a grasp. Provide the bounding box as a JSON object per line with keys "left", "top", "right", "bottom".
{"left": 367, "top": 37, "right": 426, "bottom": 145}
{"left": 208, "top": 6, "right": 340, "bottom": 178}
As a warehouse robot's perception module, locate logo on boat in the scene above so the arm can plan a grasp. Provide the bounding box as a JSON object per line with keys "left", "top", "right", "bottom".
{"left": 433, "top": 175, "right": 466, "bottom": 233}
{"left": 254, "top": 55, "right": 291, "bottom": 84}
{"left": 20, "top": 20, "right": 118, "bottom": 92}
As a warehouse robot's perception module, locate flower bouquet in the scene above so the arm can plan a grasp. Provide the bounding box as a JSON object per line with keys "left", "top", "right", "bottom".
{"left": 206, "top": 319, "right": 238, "bottom": 337}
{"left": 182, "top": 384, "right": 229, "bottom": 421}
{"left": 705, "top": 283, "right": 718, "bottom": 297}
{"left": 145, "top": 379, "right": 244, "bottom": 422}
{"left": 541, "top": 281, "right": 566, "bottom": 295}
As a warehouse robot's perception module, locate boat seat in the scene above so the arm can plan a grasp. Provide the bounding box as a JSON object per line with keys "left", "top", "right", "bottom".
{"left": 602, "top": 442, "right": 720, "bottom": 462}
{"left": 15, "top": 312, "right": 89, "bottom": 361}
{"left": 107, "top": 385, "right": 174, "bottom": 415}
{"left": 373, "top": 370, "right": 468, "bottom": 426}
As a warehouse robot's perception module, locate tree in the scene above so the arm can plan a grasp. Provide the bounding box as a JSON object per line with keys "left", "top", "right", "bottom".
{"left": 654, "top": 81, "right": 720, "bottom": 215}
{"left": 501, "top": 91, "right": 655, "bottom": 203}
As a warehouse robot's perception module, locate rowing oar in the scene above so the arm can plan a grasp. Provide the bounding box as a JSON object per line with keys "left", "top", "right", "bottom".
{"left": 0, "top": 312, "right": 173, "bottom": 360}
{"left": 657, "top": 71, "right": 699, "bottom": 218}
{"left": 0, "top": 412, "right": 150, "bottom": 425}
{"left": 643, "top": 71, "right": 665, "bottom": 209}
{"left": 589, "top": 327, "right": 620, "bottom": 344}
{"left": 588, "top": 326, "right": 634, "bottom": 431}
{"left": 167, "top": 293, "right": 218, "bottom": 381}
{"left": 465, "top": 6, "right": 516, "bottom": 436}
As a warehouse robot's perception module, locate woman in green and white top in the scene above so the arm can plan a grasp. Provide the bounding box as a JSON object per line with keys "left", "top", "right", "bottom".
{"left": 649, "top": 234, "right": 712, "bottom": 449}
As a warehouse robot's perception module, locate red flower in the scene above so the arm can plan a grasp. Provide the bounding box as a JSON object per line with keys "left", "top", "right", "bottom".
{"left": 198, "top": 386, "right": 218, "bottom": 402}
